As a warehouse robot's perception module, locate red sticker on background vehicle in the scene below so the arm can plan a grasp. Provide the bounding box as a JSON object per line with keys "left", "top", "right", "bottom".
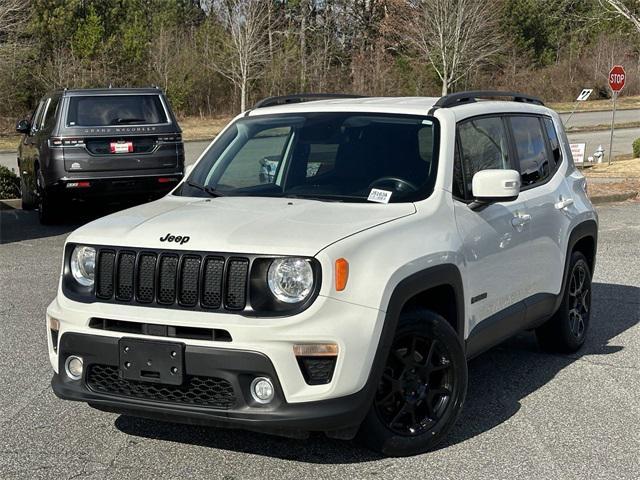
{"left": 110, "top": 141, "right": 133, "bottom": 153}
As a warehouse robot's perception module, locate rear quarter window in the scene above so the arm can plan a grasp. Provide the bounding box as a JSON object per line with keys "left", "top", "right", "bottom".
{"left": 66, "top": 95, "right": 168, "bottom": 127}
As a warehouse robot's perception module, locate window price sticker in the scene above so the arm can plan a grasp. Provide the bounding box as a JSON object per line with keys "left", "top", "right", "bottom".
{"left": 367, "top": 188, "right": 392, "bottom": 204}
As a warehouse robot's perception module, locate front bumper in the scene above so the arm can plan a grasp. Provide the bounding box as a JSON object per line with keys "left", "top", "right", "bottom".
{"left": 52, "top": 333, "right": 370, "bottom": 436}
{"left": 47, "top": 293, "right": 387, "bottom": 434}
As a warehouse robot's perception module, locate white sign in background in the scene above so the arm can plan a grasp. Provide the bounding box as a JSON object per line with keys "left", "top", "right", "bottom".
{"left": 570, "top": 143, "right": 586, "bottom": 164}
{"left": 576, "top": 89, "right": 593, "bottom": 101}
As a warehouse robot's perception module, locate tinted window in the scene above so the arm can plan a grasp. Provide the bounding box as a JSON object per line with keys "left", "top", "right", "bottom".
{"left": 510, "top": 116, "right": 550, "bottom": 187}
{"left": 66, "top": 95, "right": 168, "bottom": 126}
{"left": 457, "top": 117, "right": 511, "bottom": 198}
{"left": 218, "top": 126, "right": 292, "bottom": 188}
{"left": 182, "top": 113, "right": 438, "bottom": 203}
{"left": 43, "top": 97, "right": 60, "bottom": 131}
{"left": 543, "top": 117, "right": 562, "bottom": 167}
{"left": 31, "top": 100, "right": 46, "bottom": 134}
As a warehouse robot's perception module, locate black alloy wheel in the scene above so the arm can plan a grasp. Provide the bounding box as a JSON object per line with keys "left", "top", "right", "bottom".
{"left": 536, "top": 251, "right": 592, "bottom": 353}
{"left": 375, "top": 334, "right": 454, "bottom": 436}
{"left": 567, "top": 261, "right": 590, "bottom": 340}
{"left": 358, "top": 309, "right": 467, "bottom": 457}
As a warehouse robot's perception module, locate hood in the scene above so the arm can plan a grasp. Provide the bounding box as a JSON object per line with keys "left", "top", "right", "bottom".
{"left": 68, "top": 196, "right": 416, "bottom": 256}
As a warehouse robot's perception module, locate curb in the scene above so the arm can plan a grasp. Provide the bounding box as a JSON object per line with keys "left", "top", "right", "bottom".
{"left": 0, "top": 198, "right": 20, "bottom": 210}
{"left": 590, "top": 191, "right": 638, "bottom": 205}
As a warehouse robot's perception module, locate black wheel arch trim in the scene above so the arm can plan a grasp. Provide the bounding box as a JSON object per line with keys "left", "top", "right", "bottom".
{"left": 555, "top": 219, "right": 598, "bottom": 313}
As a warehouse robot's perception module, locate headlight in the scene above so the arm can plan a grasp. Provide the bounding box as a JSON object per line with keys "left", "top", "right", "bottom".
{"left": 70, "top": 245, "right": 96, "bottom": 287}
{"left": 267, "top": 258, "right": 314, "bottom": 303}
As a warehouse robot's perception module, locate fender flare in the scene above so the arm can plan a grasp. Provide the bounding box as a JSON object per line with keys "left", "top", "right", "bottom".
{"left": 356, "top": 264, "right": 465, "bottom": 414}
{"left": 554, "top": 219, "right": 598, "bottom": 312}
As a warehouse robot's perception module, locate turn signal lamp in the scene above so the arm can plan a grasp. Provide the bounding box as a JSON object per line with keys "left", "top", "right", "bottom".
{"left": 335, "top": 258, "right": 349, "bottom": 291}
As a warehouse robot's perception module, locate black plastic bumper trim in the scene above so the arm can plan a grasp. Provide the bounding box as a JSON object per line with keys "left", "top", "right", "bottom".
{"left": 52, "top": 332, "right": 370, "bottom": 434}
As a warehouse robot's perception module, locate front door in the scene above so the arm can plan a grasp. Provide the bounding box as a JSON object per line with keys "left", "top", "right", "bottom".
{"left": 452, "top": 116, "right": 533, "bottom": 337}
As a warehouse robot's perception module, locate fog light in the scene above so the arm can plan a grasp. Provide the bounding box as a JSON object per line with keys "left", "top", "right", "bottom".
{"left": 250, "top": 377, "right": 274, "bottom": 404}
{"left": 65, "top": 355, "right": 83, "bottom": 380}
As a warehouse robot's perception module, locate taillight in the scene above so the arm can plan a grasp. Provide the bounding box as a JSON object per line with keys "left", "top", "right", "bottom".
{"left": 49, "top": 138, "right": 84, "bottom": 147}
{"left": 66, "top": 181, "right": 91, "bottom": 188}
{"left": 158, "top": 135, "right": 182, "bottom": 142}
{"left": 158, "top": 177, "right": 179, "bottom": 183}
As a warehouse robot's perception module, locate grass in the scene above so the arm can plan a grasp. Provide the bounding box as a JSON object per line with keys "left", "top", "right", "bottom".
{"left": 177, "top": 116, "right": 231, "bottom": 141}
{"left": 584, "top": 157, "right": 640, "bottom": 177}
{"left": 0, "top": 135, "right": 20, "bottom": 152}
{"left": 549, "top": 95, "right": 640, "bottom": 113}
{"left": 566, "top": 121, "right": 640, "bottom": 134}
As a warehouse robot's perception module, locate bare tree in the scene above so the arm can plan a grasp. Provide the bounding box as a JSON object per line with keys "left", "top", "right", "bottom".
{"left": 0, "top": 0, "right": 26, "bottom": 35}
{"left": 400, "top": 0, "right": 503, "bottom": 95}
{"left": 599, "top": 0, "right": 640, "bottom": 32}
{"left": 203, "top": 0, "right": 270, "bottom": 111}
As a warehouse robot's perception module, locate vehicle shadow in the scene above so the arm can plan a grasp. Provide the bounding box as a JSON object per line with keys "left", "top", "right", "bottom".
{"left": 114, "top": 282, "right": 639, "bottom": 463}
{"left": 0, "top": 202, "right": 131, "bottom": 245}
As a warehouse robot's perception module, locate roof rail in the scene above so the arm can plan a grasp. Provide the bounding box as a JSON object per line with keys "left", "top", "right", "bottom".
{"left": 254, "top": 93, "right": 367, "bottom": 109}
{"left": 433, "top": 90, "right": 544, "bottom": 109}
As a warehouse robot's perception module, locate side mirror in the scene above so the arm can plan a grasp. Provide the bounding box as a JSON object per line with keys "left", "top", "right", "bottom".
{"left": 16, "top": 119, "right": 31, "bottom": 134}
{"left": 470, "top": 169, "right": 520, "bottom": 210}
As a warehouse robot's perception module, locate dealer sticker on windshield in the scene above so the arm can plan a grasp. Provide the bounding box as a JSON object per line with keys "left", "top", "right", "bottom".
{"left": 367, "top": 188, "right": 392, "bottom": 204}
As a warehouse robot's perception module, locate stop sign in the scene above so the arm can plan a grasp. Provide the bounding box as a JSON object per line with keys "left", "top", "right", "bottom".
{"left": 609, "top": 65, "right": 626, "bottom": 92}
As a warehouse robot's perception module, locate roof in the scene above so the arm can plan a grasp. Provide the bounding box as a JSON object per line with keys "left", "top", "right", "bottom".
{"left": 52, "top": 87, "right": 164, "bottom": 97}
{"left": 249, "top": 96, "right": 440, "bottom": 116}
{"left": 247, "top": 95, "right": 552, "bottom": 118}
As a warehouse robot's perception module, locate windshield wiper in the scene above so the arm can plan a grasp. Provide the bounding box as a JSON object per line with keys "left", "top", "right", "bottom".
{"left": 186, "top": 180, "right": 225, "bottom": 197}
{"left": 111, "top": 117, "right": 147, "bottom": 124}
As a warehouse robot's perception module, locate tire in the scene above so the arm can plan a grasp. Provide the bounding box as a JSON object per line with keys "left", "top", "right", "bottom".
{"left": 36, "top": 172, "right": 61, "bottom": 225}
{"left": 357, "top": 309, "right": 467, "bottom": 457}
{"left": 20, "top": 175, "right": 37, "bottom": 210}
{"left": 536, "top": 251, "right": 592, "bottom": 353}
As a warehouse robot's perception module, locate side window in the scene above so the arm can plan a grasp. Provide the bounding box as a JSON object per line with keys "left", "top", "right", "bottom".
{"left": 510, "top": 116, "right": 550, "bottom": 187}
{"left": 452, "top": 142, "right": 465, "bottom": 199}
{"left": 457, "top": 117, "right": 511, "bottom": 199}
{"left": 543, "top": 117, "right": 562, "bottom": 168}
{"left": 218, "top": 126, "right": 291, "bottom": 188}
{"left": 30, "top": 100, "right": 45, "bottom": 134}
{"left": 43, "top": 97, "right": 60, "bottom": 131}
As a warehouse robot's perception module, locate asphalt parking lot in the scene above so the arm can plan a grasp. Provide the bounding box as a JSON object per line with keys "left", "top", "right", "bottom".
{"left": 0, "top": 201, "right": 638, "bottom": 480}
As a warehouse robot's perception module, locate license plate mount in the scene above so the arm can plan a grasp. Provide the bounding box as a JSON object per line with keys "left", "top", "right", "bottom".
{"left": 119, "top": 338, "right": 184, "bottom": 385}
{"left": 110, "top": 141, "right": 133, "bottom": 154}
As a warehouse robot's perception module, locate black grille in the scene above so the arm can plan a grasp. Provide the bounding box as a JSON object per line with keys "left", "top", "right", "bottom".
{"left": 225, "top": 258, "right": 249, "bottom": 310}
{"left": 136, "top": 253, "right": 156, "bottom": 303}
{"left": 158, "top": 255, "right": 178, "bottom": 304}
{"left": 202, "top": 256, "right": 224, "bottom": 308}
{"left": 87, "top": 364, "right": 236, "bottom": 409}
{"left": 116, "top": 252, "right": 136, "bottom": 300}
{"left": 179, "top": 256, "right": 201, "bottom": 306}
{"left": 94, "top": 249, "right": 250, "bottom": 312}
{"left": 297, "top": 357, "right": 337, "bottom": 385}
{"left": 96, "top": 251, "right": 115, "bottom": 298}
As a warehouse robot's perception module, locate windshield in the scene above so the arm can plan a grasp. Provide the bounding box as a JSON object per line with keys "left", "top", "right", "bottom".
{"left": 176, "top": 112, "right": 439, "bottom": 203}
{"left": 66, "top": 95, "right": 168, "bottom": 126}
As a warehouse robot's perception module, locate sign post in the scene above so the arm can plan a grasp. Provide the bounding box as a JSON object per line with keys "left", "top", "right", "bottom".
{"left": 564, "top": 89, "right": 593, "bottom": 127}
{"left": 608, "top": 65, "right": 626, "bottom": 165}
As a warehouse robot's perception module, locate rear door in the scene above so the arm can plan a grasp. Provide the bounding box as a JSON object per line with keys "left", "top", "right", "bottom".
{"left": 453, "top": 116, "right": 533, "bottom": 335}
{"left": 508, "top": 115, "right": 573, "bottom": 305}
{"left": 19, "top": 98, "right": 46, "bottom": 190}
{"left": 61, "top": 93, "right": 180, "bottom": 172}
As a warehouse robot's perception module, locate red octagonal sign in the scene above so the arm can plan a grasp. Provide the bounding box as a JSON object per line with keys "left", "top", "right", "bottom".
{"left": 609, "top": 65, "right": 626, "bottom": 92}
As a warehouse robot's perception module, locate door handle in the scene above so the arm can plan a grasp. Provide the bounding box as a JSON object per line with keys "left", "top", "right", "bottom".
{"left": 555, "top": 198, "right": 574, "bottom": 210}
{"left": 511, "top": 213, "right": 531, "bottom": 231}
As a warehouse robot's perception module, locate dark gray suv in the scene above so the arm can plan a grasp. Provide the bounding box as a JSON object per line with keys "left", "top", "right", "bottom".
{"left": 16, "top": 87, "right": 185, "bottom": 223}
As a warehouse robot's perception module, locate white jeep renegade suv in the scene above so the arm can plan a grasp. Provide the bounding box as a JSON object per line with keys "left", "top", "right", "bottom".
{"left": 47, "top": 91, "right": 598, "bottom": 456}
